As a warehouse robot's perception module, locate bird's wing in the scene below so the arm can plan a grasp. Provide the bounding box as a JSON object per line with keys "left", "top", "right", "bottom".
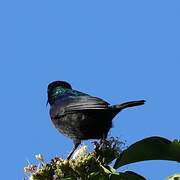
{"left": 50, "top": 95, "right": 109, "bottom": 118}
{"left": 64, "top": 95, "right": 110, "bottom": 111}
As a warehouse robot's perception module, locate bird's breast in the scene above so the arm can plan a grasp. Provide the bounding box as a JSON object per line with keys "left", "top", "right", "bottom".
{"left": 50, "top": 110, "right": 112, "bottom": 140}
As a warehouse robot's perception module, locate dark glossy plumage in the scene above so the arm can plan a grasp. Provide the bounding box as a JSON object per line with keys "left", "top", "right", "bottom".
{"left": 47, "top": 81, "right": 145, "bottom": 159}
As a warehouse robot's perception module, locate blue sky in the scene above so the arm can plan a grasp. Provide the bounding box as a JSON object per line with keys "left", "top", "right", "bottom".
{"left": 0, "top": 1, "right": 180, "bottom": 179}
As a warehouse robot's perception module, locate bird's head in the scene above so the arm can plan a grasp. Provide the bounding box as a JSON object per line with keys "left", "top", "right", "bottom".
{"left": 47, "top": 81, "right": 72, "bottom": 105}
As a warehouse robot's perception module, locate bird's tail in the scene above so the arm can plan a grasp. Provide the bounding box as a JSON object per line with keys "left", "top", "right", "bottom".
{"left": 110, "top": 100, "right": 145, "bottom": 116}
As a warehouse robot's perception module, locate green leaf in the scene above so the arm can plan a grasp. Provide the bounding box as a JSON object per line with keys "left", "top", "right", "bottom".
{"left": 88, "top": 172, "right": 99, "bottom": 180}
{"left": 103, "top": 165, "right": 145, "bottom": 180}
{"left": 114, "top": 136, "right": 180, "bottom": 169}
{"left": 88, "top": 170, "right": 146, "bottom": 180}
{"left": 100, "top": 165, "right": 112, "bottom": 174}
{"left": 88, "top": 164, "right": 146, "bottom": 180}
{"left": 110, "top": 171, "right": 146, "bottom": 180}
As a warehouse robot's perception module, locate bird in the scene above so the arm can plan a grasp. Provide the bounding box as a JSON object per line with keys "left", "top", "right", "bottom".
{"left": 47, "top": 80, "right": 145, "bottom": 159}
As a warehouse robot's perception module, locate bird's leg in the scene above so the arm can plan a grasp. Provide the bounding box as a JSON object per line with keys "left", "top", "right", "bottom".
{"left": 67, "top": 139, "right": 81, "bottom": 160}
